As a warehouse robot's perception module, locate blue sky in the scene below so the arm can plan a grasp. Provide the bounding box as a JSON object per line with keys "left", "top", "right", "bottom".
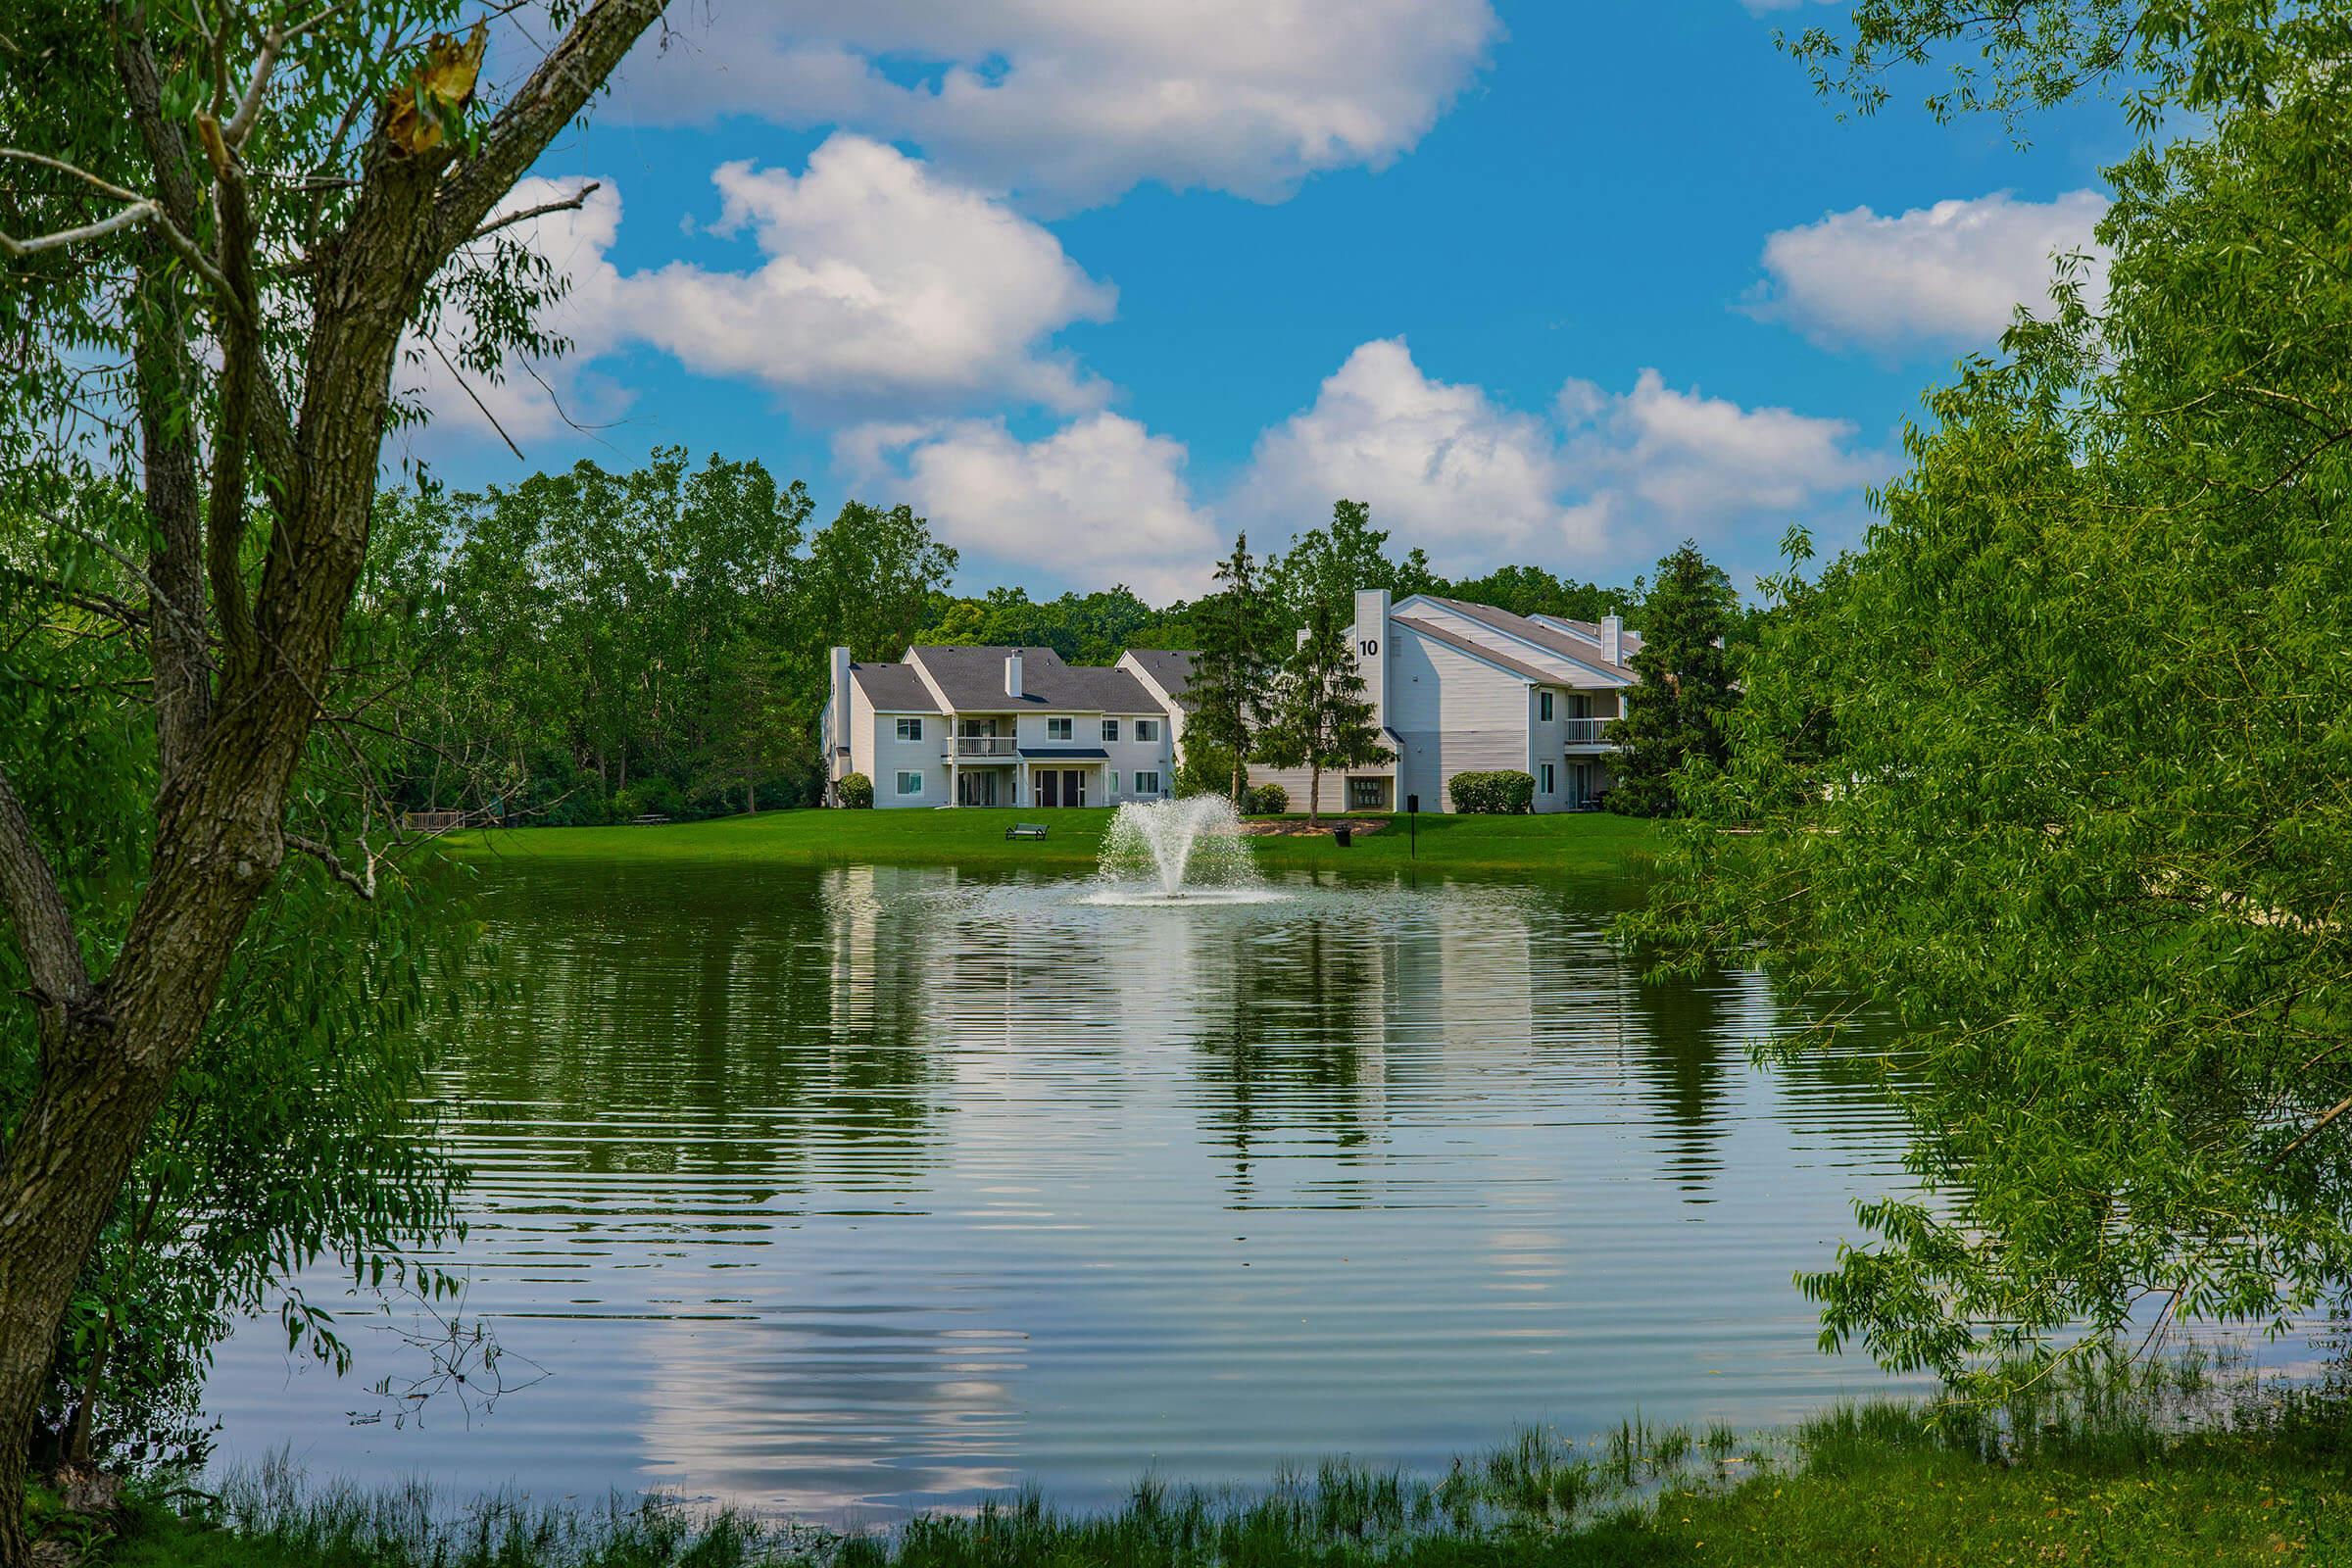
{"left": 405, "top": 1, "right": 2125, "bottom": 601}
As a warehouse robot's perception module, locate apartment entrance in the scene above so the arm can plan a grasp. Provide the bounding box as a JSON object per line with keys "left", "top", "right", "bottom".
{"left": 1036, "top": 768, "right": 1088, "bottom": 808}
{"left": 956, "top": 770, "right": 1002, "bottom": 806}
{"left": 1567, "top": 760, "right": 1597, "bottom": 809}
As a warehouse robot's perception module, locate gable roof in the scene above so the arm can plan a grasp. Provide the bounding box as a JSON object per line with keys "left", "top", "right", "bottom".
{"left": 1392, "top": 614, "right": 1558, "bottom": 684}
{"left": 1408, "top": 594, "right": 1638, "bottom": 682}
{"left": 848, "top": 662, "right": 942, "bottom": 712}
{"left": 906, "top": 644, "right": 1163, "bottom": 713}
{"left": 1121, "top": 649, "right": 1200, "bottom": 710}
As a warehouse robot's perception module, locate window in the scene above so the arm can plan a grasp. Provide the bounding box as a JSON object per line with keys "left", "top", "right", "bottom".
{"left": 1135, "top": 771, "right": 1161, "bottom": 796}
{"left": 896, "top": 716, "right": 924, "bottom": 742}
{"left": 1102, "top": 718, "right": 1120, "bottom": 742}
{"left": 1539, "top": 691, "right": 1554, "bottom": 722}
{"left": 895, "top": 770, "right": 924, "bottom": 796}
{"left": 1136, "top": 718, "right": 1160, "bottom": 743}
{"left": 1540, "top": 762, "right": 1556, "bottom": 795}
{"left": 1047, "top": 716, "right": 1072, "bottom": 741}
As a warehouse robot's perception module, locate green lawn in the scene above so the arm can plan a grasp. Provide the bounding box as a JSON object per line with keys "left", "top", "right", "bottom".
{"left": 440, "top": 807, "right": 1662, "bottom": 875}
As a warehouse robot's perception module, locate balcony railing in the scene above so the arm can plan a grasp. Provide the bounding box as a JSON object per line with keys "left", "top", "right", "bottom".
{"left": 952, "top": 735, "right": 1018, "bottom": 758}
{"left": 1561, "top": 716, "right": 1619, "bottom": 745}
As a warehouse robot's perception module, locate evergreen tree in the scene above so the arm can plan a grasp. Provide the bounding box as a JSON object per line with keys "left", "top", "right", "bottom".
{"left": 1262, "top": 598, "right": 1393, "bottom": 827}
{"left": 1608, "top": 542, "right": 1739, "bottom": 817}
{"left": 1183, "top": 534, "right": 1279, "bottom": 808}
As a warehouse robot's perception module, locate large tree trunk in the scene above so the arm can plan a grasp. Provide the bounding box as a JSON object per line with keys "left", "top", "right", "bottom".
{"left": 1308, "top": 764, "right": 1323, "bottom": 829}
{"left": 0, "top": 12, "right": 671, "bottom": 1556}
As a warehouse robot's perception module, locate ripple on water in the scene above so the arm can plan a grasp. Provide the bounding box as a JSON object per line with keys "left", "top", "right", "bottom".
{"left": 206, "top": 859, "right": 1923, "bottom": 1521}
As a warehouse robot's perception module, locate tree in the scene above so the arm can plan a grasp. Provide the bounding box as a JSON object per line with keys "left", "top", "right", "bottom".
{"left": 1607, "top": 542, "right": 1738, "bottom": 818}
{"left": 1265, "top": 499, "right": 1436, "bottom": 628}
{"left": 1184, "top": 534, "right": 1279, "bottom": 808}
{"left": 0, "top": 4, "right": 668, "bottom": 1553}
{"left": 1262, "top": 598, "right": 1392, "bottom": 828}
{"left": 1437, "top": 564, "right": 1635, "bottom": 624}
{"left": 1634, "top": 5, "right": 2352, "bottom": 1390}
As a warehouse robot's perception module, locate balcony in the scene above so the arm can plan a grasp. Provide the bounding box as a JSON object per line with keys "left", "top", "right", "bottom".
{"left": 951, "top": 735, "right": 1018, "bottom": 759}
{"left": 1562, "top": 716, "right": 1619, "bottom": 746}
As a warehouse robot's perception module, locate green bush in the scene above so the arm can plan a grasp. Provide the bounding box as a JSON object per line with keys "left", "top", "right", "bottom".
{"left": 1448, "top": 770, "right": 1534, "bottom": 814}
{"left": 836, "top": 772, "right": 874, "bottom": 809}
{"left": 1244, "top": 782, "right": 1288, "bottom": 815}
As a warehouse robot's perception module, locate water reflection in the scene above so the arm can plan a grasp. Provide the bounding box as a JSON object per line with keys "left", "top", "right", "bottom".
{"left": 208, "top": 860, "right": 1915, "bottom": 1520}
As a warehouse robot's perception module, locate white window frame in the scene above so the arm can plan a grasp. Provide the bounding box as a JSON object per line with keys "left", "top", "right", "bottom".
{"left": 1539, "top": 691, "right": 1554, "bottom": 722}
{"left": 1136, "top": 718, "right": 1160, "bottom": 743}
{"left": 1136, "top": 771, "right": 1161, "bottom": 797}
{"left": 895, "top": 770, "right": 925, "bottom": 797}
{"left": 1540, "top": 762, "right": 1556, "bottom": 795}
{"left": 896, "top": 716, "right": 924, "bottom": 742}
{"left": 1047, "top": 716, "right": 1073, "bottom": 741}
{"left": 1102, "top": 717, "right": 1120, "bottom": 742}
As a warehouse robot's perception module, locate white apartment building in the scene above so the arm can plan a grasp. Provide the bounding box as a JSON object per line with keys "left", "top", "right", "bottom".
{"left": 1242, "top": 589, "right": 1640, "bottom": 814}
{"left": 823, "top": 644, "right": 1182, "bottom": 808}
{"left": 822, "top": 592, "right": 1637, "bottom": 813}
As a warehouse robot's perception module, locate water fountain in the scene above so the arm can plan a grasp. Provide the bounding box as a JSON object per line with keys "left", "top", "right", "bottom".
{"left": 1097, "top": 795, "right": 1263, "bottom": 901}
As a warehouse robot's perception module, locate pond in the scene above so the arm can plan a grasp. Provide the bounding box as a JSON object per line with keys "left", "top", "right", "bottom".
{"left": 205, "top": 858, "right": 1920, "bottom": 1521}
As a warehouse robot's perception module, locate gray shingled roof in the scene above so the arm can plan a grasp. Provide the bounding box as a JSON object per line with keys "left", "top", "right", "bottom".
{"left": 1123, "top": 649, "right": 1200, "bottom": 710}
{"left": 1392, "top": 614, "right": 1559, "bottom": 684}
{"left": 1417, "top": 595, "right": 1638, "bottom": 681}
{"left": 906, "top": 645, "right": 1162, "bottom": 713}
{"left": 849, "top": 662, "right": 941, "bottom": 712}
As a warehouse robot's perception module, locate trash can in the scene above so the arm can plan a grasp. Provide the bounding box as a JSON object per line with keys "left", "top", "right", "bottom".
{"left": 1334, "top": 825, "right": 1352, "bottom": 847}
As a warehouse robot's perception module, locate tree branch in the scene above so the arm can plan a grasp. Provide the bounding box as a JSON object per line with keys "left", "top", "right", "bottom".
{"left": 286, "top": 833, "right": 376, "bottom": 899}
{"left": 0, "top": 765, "right": 90, "bottom": 1014}
{"left": 430, "top": 0, "right": 668, "bottom": 254}
{"left": 464, "top": 180, "right": 601, "bottom": 244}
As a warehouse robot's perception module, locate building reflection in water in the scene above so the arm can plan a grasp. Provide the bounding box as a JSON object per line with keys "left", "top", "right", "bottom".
{"left": 204, "top": 859, "right": 1912, "bottom": 1521}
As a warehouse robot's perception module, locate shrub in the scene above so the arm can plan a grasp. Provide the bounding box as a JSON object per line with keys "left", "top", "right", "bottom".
{"left": 1244, "top": 782, "right": 1288, "bottom": 815}
{"left": 1448, "top": 769, "right": 1534, "bottom": 814}
{"left": 837, "top": 772, "right": 874, "bottom": 808}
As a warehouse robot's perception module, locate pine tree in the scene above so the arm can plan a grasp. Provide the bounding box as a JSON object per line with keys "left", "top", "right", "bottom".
{"left": 1608, "top": 541, "right": 1739, "bottom": 817}
{"left": 1262, "top": 598, "right": 1393, "bottom": 827}
{"left": 1183, "top": 534, "right": 1279, "bottom": 808}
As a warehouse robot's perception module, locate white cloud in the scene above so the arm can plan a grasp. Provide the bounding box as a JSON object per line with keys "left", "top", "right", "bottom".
{"left": 1747, "top": 190, "right": 2109, "bottom": 353}
{"left": 1244, "top": 339, "right": 1585, "bottom": 566}
{"left": 397, "top": 136, "right": 1115, "bottom": 452}
{"left": 1238, "top": 339, "right": 1883, "bottom": 580}
{"left": 612, "top": 1, "right": 1500, "bottom": 210}
{"left": 630, "top": 138, "right": 1115, "bottom": 412}
{"left": 845, "top": 413, "right": 1223, "bottom": 600}
{"left": 1567, "top": 368, "right": 1883, "bottom": 516}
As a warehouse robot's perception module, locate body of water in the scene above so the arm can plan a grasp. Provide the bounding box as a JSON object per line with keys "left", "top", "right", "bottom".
{"left": 207, "top": 858, "right": 1919, "bottom": 1521}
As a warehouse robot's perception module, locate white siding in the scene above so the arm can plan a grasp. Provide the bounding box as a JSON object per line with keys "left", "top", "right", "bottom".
{"left": 1386, "top": 630, "right": 1534, "bottom": 812}
{"left": 865, "top": 705, "right": 943, "bottom": 808}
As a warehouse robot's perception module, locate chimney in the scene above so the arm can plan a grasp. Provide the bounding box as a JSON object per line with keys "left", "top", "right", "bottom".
{"left": 1353, "top": 587, "right": 1390, "bottom": 726}
{"left": 1004, "top": 649, "right": 1024, "bottom": 700}
{"left": 828, "top": 646, "right": 852, "bottom": 742}
{"left": 1600, "top": 614, "right": 1622, "bottom": 664}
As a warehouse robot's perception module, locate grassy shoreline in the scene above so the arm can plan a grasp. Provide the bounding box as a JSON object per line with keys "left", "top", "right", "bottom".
{"left": 100, "top": 1371, "right": 2352, "bottom": 1566}
{"left": 439, "top": 807, "right": 1661, "bottom": 875}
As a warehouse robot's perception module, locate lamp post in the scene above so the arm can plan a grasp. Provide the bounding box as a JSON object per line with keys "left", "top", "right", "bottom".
{"left": 1406, "top": 793, "right": 1418, "bottom": 858}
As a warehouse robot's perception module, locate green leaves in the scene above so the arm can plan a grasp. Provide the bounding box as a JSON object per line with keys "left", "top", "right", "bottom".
{"left": 1633, "top": 44, "right": 2352, "bottom": 1392}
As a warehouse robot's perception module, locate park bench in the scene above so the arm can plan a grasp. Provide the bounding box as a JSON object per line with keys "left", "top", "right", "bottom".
{"left": 1005, "top": 821, "right": 1049, "bottom": 840}
{"left": 630, "top": 813, "right": 671, "bottom": 825}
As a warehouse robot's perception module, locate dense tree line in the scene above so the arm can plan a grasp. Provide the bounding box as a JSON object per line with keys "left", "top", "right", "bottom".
{"left": 368, "top": 469, "right": 1669, "bottom": 826}
{"left": 368, "top": 451, "right": 956, "bottom": 823}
